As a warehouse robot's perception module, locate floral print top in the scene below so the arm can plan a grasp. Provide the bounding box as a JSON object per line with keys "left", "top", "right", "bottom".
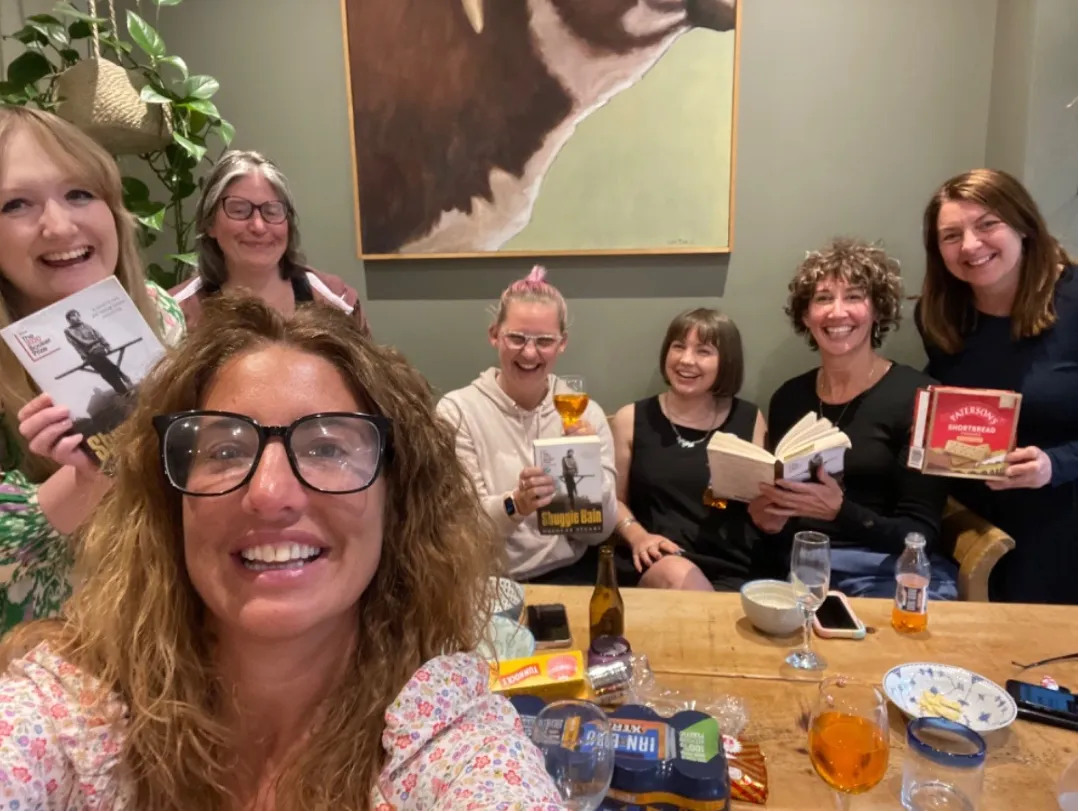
{"left": 0, "top": 644, "right": 565, "bottom": 810}
{"left": 0, "top": 283, "right": 185, "bottom": 634}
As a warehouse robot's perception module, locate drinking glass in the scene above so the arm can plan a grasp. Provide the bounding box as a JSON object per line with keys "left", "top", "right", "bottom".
{"left": 808, "top": 676, "right": 890, "bottom": 810}
{"left": 554, "top": 376, "right": 590, "bottom": 429}
{"left": 1058, "top": 755, "right": 1078, "bottom": 810}
{"left": 786, "top": 530, "right": 831, "bottom": 670}
{"left": 530, "top": 699, "right": 615, "bottom": 811}
{"left": 902, "top": 717, "right": 985, "bottom": 811}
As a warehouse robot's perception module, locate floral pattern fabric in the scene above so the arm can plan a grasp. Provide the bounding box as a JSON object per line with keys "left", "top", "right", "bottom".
{"left": 0, "top": 645, "right": 565, "bottom": 810}
{"left": 0, "top": 282, "right": 186, "bottom": 634}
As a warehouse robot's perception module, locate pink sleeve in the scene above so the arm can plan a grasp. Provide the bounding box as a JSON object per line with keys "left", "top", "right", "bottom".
{"left": 0, "top": 674, "right": 73, "bottom": 807}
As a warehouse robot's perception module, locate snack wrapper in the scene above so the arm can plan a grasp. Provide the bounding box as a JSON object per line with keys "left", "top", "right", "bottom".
{"left": 723, "top": 734, "right": 769, "bottom": 805}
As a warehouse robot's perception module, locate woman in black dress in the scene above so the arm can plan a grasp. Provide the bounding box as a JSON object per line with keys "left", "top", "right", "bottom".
{"left": 918, "top": 168, "right": 1078, "bottom": 603}
{"left": 610, "top": 308, "right": 768, "bottom": 590}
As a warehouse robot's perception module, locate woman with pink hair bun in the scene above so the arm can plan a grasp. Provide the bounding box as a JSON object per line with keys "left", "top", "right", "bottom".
{"left": 436, "top": 266, "right": 618, "bottom": 583}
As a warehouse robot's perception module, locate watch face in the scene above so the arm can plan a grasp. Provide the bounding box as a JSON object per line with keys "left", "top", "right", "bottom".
{"left": 504, "top": 495, "right": 516, "bottom": 516}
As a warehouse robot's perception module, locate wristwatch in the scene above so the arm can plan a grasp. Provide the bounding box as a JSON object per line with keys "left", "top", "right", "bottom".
{"left": 503, "top": 494, "right": 517, "bottom": 517}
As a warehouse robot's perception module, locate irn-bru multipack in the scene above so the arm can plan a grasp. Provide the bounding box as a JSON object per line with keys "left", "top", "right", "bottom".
{"left": 509, "top": 696, "right": 769, "bottom": 809}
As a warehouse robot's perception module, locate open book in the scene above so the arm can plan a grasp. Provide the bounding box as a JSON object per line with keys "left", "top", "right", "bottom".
{"left": 705, "top": 412, "right": 851, "bottom": 503}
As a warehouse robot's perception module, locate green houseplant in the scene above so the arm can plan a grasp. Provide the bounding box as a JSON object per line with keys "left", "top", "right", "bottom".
{"left": 1, "top": 0, "right": 233, "bottom": 288}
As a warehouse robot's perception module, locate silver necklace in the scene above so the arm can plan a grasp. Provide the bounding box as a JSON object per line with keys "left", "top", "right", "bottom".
{"left": 817, "top": 358, "right": 882, "bottom": 428}
{"left": 663, "top": 394, "right": 719, "bottom": 449}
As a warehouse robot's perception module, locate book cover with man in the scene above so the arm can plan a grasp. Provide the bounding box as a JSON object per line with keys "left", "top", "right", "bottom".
{"left": 1, "top": 277, "right": 165, "bottom": 466}
{"left": 533, "top": 436, "right": 604, "bottom": 536}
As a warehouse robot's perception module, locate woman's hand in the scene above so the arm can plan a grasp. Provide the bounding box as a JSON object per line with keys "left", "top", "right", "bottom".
{"left": 628, "top": 532, "right": 682, "bottom": 573}
{"left": 514, "top": 466, "right": 556, "bottom": 516}
{"left": 759, "top": 467, "right": 844, "bottom": 522}
{"left": 987, "top": 446, "right": 1053, "bottom": 490}
{"left": 17, "top": 393, "right": 99, "bottom": 476}
{"left": 747, "top": 494, "right": 789, "bottom": 534}
{"left": 564, "top": 418, "right": 596, "bottom": 437}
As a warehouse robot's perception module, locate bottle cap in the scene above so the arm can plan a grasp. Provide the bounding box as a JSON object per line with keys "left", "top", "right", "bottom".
{"left": 905, "top": 532, "right": 927, "bottom": 548}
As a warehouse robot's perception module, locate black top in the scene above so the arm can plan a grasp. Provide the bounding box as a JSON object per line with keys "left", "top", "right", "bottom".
{"left": 918, "top": 265, "right": 1078, "bottom": 603}
{"left": 768, "top": 363, "right": 948, "bottom": 556}
{"left": 627, "top": 395, "right": 763, "bottom": 590}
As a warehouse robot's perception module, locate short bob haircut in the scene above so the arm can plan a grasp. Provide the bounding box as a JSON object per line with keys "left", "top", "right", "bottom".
{"left": 0, "top": 295, "right": 500, "bottom": 810}
{"left": 920, "top": 168, "right": 1072, "bottom": 354}
{"left": 659, "top": 308, "right": 744, "bottom": 398}
{"left": 785, "top": 237, "right": 903, "bottom": 350}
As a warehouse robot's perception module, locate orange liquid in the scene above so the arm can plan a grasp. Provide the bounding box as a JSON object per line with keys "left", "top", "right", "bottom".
{"left": 554, "top": 393, "right": 589, "bottom": 426}
{"left": 892, "top": 574, "right": 929, "bottom": 634}
{"left": 809, "top": 712, "right": 889, "bottom": 795}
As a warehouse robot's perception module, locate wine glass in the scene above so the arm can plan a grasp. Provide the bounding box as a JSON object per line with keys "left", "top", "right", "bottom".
{"left": 808, "top": 676, "right": 890, "bottom": 810}
{"left": 530, "top": 699, "right": 615, "bottom": 811}
{"left": 786, "top": 530, "right": 831, "bottom": 670}
{"left": 1059, "top": 755, "right": 1078, "bottom": 810}
{"left": 554, "top": 375, "right": 590, "bottom": 429}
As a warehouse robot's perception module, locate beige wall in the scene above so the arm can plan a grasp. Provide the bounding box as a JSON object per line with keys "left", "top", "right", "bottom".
{"left": 150, "top": 0, "right": 999, "bottom": 412}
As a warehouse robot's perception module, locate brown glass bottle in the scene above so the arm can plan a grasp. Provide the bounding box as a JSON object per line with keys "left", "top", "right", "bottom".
{"left": 589, "top": 543, "right": 625, "bottom": 644}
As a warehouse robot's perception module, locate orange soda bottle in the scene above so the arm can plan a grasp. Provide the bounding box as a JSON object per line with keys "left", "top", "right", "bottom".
{"left": 892, "top": 532, "right": 930, "bottom": 634}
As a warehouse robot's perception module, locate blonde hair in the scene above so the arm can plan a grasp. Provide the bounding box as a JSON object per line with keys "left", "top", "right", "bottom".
{"left": 0, "top": 107, "right": 160, "bottom": 482}
{"left": 491, "top": 265, "right": 568, "bottom": 332}
{"left": 920, "top": 168, "right": 1073, "bottom": 353}
{"left": 2, "top": 296, "right": 500, "bottom": 810}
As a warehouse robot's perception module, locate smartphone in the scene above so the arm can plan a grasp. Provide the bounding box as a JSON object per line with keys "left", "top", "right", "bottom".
{"left": 526, "top": 603, "right": 572, "bottom": 650}
{"left": 813, "top": 591, "right": 866, "bottom": 639}
{"left": 1006, "top": 679, "right": 1078, "bottom": 732}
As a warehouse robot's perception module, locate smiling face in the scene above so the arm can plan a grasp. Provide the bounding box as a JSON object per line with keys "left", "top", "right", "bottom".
{"left": 0, "top": 127, "right": 118, "bottom": 314}
{"left": 936, "top": 200, "right": 1025, "bottom": 299}
{"left": 182, "top": 344, "right": 385, "bottom": 642}
{"left": 803, "top": 277, "right": 875, "bottom": 359}
{"left": 207, "top": 172, "right": 289, "bottom": 277}
{"left": 488, "top": 299, "right": 566, "bottom": 405}
{"left": 664, "top": 327, "right": 719, "bottom": 397}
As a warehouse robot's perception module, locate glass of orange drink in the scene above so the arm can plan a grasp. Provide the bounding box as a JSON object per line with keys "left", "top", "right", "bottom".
{"left": 808, "top": 676, "right": 890, "bottom": 809}
{"left": 554, "top": 376, "right": 589, "bottom": 429}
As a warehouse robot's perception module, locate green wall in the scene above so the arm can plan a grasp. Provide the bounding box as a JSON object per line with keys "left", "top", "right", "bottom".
{"left": 153, "top": 0, "right": 998, "bottom": 413}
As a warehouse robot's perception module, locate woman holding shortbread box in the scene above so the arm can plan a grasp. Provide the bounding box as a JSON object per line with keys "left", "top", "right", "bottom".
{"left": 917, "top": 168, "right": 1078, "bottom": 604}
{"left": 753, "top": 238, "right": 957, "bottom": 598}
{"left": 436, "top": 266, "right": 618, "bottom": 584}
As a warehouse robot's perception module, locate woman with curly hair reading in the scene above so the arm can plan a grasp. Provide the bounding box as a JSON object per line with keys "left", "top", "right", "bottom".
{"left": 0, "top": 297, "right": 561, "bottom": 810}
{"left": 749, "top": 238, "right": 957, "bottom": 598}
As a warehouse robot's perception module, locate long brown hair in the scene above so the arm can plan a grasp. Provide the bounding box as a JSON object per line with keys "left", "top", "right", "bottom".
{"left": 2, "top": 296, "right": 499, "bottom": 810}
{"left": 920, "top": 168, "right": 1072, "bottom": 353}
{"left": 0, "top": 106, "right": 160, "bottom": 482}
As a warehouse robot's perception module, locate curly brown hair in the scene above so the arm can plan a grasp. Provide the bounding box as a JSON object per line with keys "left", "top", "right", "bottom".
{"left": 785, "top": 237, "right": 903, "bottom": 350}
{"left": 920, "top": 168, "right": 1072, "bottom": 354}
{"left": 0, "top": 296, "right": 500, "bottom": 810}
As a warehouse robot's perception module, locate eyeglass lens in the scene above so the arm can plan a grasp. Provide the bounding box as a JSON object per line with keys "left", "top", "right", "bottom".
{"left": 164, "top": 414, "right": 381, "bottom": 495}
{"left": 222, "top": 196, "right": 288, "bottom": 224}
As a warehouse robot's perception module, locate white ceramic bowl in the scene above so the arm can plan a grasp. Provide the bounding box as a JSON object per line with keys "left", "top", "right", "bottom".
{"left": 476, "top": 615, "right": 536, "bottom": 661}
{"left": 740, "top": 579, "right": 803, "bottom": 636}
{"left": 488, "top": 576, "right": 525, "bottom": 621}
{"left": 883, "top": 662, "right": 1017, "bottom": 733}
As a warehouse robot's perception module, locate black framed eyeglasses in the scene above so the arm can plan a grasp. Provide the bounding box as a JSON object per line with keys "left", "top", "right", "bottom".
{"left": 220, "top": 196, "right": 289, "bottom": 225}
{"left": 153, "top": 410, "right": 392, "bottom": 497}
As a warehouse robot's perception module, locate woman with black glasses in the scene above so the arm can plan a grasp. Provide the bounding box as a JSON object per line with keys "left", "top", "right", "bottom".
{"left": 170, "top": 150, "right": 369, "bottom": 333}
{"left": 0, "top": 296, "right": 560, "bottom": 808}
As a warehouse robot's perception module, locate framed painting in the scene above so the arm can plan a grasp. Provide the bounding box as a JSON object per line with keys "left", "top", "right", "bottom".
{"left": 341, "top": 0, "right": 740, "bottom": 260}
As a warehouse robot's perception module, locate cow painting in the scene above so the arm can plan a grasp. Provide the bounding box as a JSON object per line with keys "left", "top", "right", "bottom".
{"left": 344, "top": 0, "right": 737, "bottom": 256}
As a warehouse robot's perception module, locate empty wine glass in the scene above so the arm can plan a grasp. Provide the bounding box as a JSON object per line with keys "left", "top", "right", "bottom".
{"left": 554, "top": 376, "right": 589, "bottom": 429}
{"left": 809, "top": 676, "right": 890, "bottom": 810}
{"left": 530, "top": 699, "right": 614, "bottom": 811}
{"left": 787, "top": 530, "right": 831, "bottom": 670}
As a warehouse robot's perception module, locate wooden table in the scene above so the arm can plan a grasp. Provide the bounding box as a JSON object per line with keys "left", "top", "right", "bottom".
{"left": 525, "top": 585, "right": 1078, "bottom": 810}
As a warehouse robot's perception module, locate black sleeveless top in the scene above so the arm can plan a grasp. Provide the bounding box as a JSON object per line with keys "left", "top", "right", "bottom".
{"left": 626, "top": 395, "right": 763, "bottom": 591}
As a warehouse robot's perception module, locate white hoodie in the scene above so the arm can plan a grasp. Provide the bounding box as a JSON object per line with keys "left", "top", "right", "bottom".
{"left": 436, "top": 368, "right": 618, "bottom": 579}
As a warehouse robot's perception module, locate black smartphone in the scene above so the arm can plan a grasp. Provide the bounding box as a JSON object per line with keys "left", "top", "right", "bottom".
{"left": 525, "top": 603, "right": 572, "bottom": 650}
{"left": 1006, "top": 679, "right": 1078, "bottom": 733}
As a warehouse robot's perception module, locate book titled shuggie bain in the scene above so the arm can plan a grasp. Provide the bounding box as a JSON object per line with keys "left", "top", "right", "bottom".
{"left": 533, "top": 435, "right": 604, "bottom": 535}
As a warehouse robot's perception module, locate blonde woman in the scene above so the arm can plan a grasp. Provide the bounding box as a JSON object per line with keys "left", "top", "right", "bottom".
{"left": 0, "top": 297, "right": 561, "bottom": 810}
{"left": 0, "top": 107, "right": 184, "bottom": 632}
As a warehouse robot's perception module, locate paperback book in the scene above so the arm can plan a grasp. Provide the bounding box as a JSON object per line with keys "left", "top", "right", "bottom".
{"left": 705, "top": 412, "right": 850, "bottom": 503}
{"left": 533, "top": 435, "right": 604, "bottom": 535}
{"left": 907, "top": 386, "right": 1022, "bottom": 480}
{"left": 1, "top": 277, "right": 165, "bottom": 467}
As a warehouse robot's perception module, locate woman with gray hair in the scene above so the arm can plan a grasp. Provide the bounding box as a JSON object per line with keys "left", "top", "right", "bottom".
{"left": 170, "top": 150, "right": 368, "bottom": 333}
{"left": 750, "top": 238, "right": 957, "bottom": 599}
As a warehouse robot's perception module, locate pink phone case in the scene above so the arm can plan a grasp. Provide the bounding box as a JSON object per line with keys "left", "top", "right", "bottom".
{"left": 813, "top": 590, "right": 867, "bottom": 639}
